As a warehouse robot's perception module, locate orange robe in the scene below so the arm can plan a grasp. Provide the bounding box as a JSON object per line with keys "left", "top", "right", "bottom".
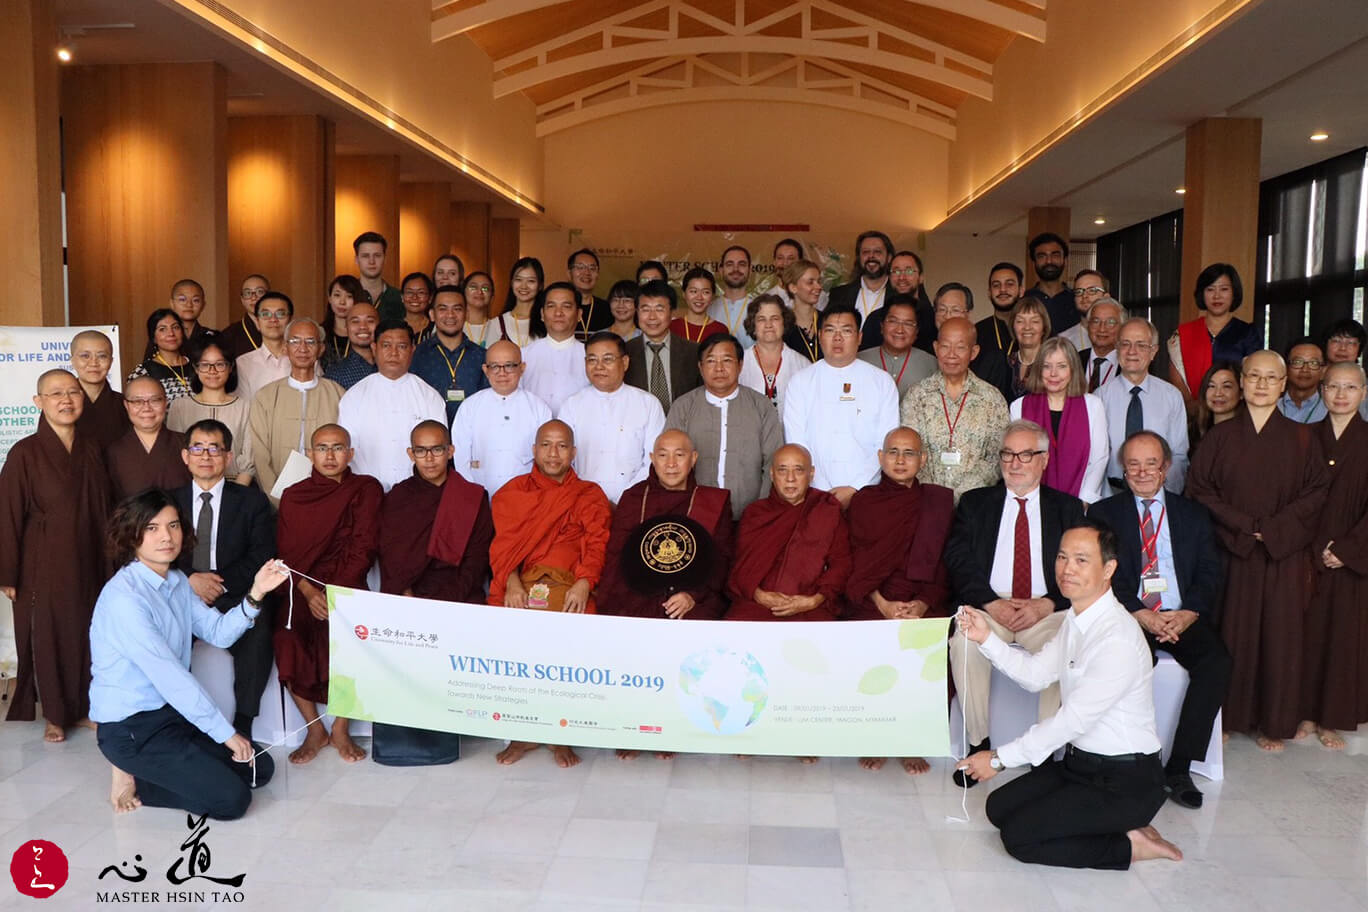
{"left": 488, "top": 466, "right": 612, "bottom": 611}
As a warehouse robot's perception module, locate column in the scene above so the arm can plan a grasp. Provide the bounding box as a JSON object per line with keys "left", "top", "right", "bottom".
{"left": 335, "top": 155, "right": 400, "bottom": 285}
{"left": 1180, "top": 118, "right": 1262, "bottom": 324}
{"left": 400, "top": 182, "right": 453, "bottom": 280}
{"left": 1025, "top": 207, "right": 1071, "bottom": 288}
{"left": 489, "top": 218, "right": 521, "bottom": 295}
{"left": 450, "top": 201, "right": 491, "bottom": 275}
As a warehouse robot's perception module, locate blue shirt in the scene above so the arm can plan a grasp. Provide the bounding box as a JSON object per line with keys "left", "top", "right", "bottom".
{"left": 1277, "top": 391, "right": 1327, "bottom": 423}
{"left": 324, "top": 350, "right": 378, "bottom": 390}
{"left": 409, "top": 334, "right": 489, "bottom": 422}
{"left": 1133, "top": 490, "right": 1182, "bottom": 613}
{"left": 89, "top": 562, "right": 260, "bottom": 743}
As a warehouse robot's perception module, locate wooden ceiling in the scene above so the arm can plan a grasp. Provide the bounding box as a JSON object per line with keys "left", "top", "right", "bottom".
{"left": 432, "top": 0, "right": 1044, "bottom": 137}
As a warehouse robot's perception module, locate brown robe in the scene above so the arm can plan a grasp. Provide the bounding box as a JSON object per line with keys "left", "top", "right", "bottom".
{"left": 1303, "top": 415, "right": 1368, "bottom": 730}
{"left": 76, "top": 382, "right": 130, "bottom": 450}
{"left": 1187, "top": 408, "right": 1329, "bottom": 738}
{"left": 725, "top": 488, "right": 851, "bottom": 621}
{"left": 598, "top": 469, "right": 734, "bottom": 620}
{"left": 275, "top": 468, "right": 383, "bottom": 703}
{"left": 107, "top": 426, "right": 191, "bottom": 501}
{"left": 0, "top": 418, "right": 111, "bottom": 725}
{"left": 844, "top": 474, "right": 954, "bottom": 621}
{"left": 378, "top": 470, "right": 493, "bottom": 604}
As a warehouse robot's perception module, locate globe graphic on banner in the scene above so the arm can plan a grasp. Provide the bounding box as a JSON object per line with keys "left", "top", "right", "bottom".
{"left": 677, "top": 647, "right": 769, "bottom": 735}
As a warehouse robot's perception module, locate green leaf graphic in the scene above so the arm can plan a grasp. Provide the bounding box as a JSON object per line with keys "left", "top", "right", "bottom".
{"left": 920, "top": 650, "right": 948, "bottom": 682}
{"left": 327, "top": 673, "right": 367, "bottom": 719}
{"left": 898, "top": 621, "right": 945, "bottom": 651}
{"left": 857, "top": 664, "right": 898, "bottom": 695}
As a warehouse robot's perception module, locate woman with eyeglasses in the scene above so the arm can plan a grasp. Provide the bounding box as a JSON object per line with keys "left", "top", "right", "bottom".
{"left": 500, "top": 258, "right": 543, "bottom": 346}
{"left": 1006, "top": 297, "right": 1052, "bottom": 402}
{"left": 1008, "top": 337, "right": 1109, "bottom": 502}
{"left": 168, "top": 337, "right": 256, "bottom": 486}
{"left": 464, "top": 272, "right": 499, "bottom": 348}
{"left": 607, "top": 280, "right": 641, "bottom": 341}
{"left": 128, "top": 308, "right": 193, "bottom": 403}
{"left": 400, "top": 272, "right": 436, "bottom": 345}
{"left": 1167, "top": 263, "right": 1260, "bottom": 402}
{"left": 319, "top": 275, "right": 365, "bottom": 373}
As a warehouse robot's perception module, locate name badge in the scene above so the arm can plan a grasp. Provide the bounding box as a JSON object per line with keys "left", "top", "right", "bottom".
{"left": 469, "top": 460, "right": 481, "bottom": 469}
{"left": 1142, "top": 577, "right": 1169, "bottom": 594}
{"left": 447, "top": 388, "right": 466, "bottom": 402}
{"left": 940, "top": 450, "right": 962, "bottom": 466}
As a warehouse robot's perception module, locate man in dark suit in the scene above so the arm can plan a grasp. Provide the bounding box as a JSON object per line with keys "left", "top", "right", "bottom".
{"left": 828, "top": 230, "right": 893, "bottom": 326}
{"left": 174, "top": 418, "right": 277, "bottom": 737}
{"left": 625, "top": 280, "right": 701, "bottom": 413}
{"left": 1089, "top": 430, "right": 1231, "bottom": 809}
{"left": 1076, "top": 296, "right": 1125, "bottom": 393}
{"left": 944, "top": 419, "right": 1087, "bottom": 786}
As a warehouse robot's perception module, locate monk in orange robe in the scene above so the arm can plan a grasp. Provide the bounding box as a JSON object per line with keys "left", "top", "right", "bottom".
{"left": 488, "top": 419, "right": 612, "bottom": 767}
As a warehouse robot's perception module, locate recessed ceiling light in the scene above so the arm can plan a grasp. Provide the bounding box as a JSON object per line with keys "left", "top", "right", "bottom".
{"left": 55, "top": 46, "right": 72, "bottom": 63}
{"left": 1093, "top": 217, "right": 1107, "bottom": 225}
{"left": 1175, "top": 187, "right": 1186, "bottom": 195}
{"left": 1310, "top": 132, "right": 1329, "bottom": 142}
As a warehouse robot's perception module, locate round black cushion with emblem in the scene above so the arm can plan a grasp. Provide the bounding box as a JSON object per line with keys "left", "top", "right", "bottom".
{"left": 620, "top": 513, "right": 714, "bottom": 595}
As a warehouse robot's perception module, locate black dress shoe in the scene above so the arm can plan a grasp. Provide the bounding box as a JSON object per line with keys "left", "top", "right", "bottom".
{"left": 952, "top": 738, "right": 991, "bottom": 788}
{"left": 1166, "top": 772, "right": 1203, "bottom": 809}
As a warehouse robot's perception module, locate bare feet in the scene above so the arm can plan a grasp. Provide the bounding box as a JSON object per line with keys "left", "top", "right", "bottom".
{"left": 1295, "top": 720, "right": 1317, "bottom": 740}
{"left": 1254, "top": 733, "right": 1285, "bottom": 752}
{"left": 656, "top": 752, "right": 675, "bottom": 759}
{"left": 330, "top": 722, "right": 367, "bottom": 763}
{"left": 1318, "top": 727, "right": 1346, "bottom": 751}
{"left": 616, "top": 749, "right": 639, "bottom": 760}
{"left": 43, "top": 722, "right": 64, "bottom": 743}
{"left": 798, "top": 756, "right": 819, "bottom": 765}
{"left": 550, "top": 745, "right": 581, "bottom": 768}
{"left": 1128, "top": 825, "right": 1183, "bottom": 862}
{"left": 110, "top": 767, "right": 141, "bottom": 814}
{"left": 288, "top": 724, "right": 329, "bottom": 764}
{"left": 901, "top": 757, "right": 931, "bottom": 775}
{"left": 77, "top": 718, "right": 97, "bottom": 731}
{"left": 496, "top": 741, "right": 540, "bottom": 765}
{"left": 859, "top": 757, "right": 887, "bottom": 771}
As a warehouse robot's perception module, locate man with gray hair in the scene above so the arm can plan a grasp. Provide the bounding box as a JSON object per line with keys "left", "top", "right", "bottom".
{"left": 943, "top": 419, "right": 1087, "bottom": 786}
{"left": 1077, "top": 296, "right": 1126, "bottom": 393}
{"left": 1098, "top": 318, "right": 1189, "bottom": 492}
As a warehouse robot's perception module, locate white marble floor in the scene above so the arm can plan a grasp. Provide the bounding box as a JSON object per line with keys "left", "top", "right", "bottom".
{"left": 1, "top": 723, "right": 1365, "bottom": 911}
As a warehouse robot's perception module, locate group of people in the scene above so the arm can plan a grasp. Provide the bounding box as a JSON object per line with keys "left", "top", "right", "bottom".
{"left": 1, "top": 227, "right": 1365, "bottom": 874}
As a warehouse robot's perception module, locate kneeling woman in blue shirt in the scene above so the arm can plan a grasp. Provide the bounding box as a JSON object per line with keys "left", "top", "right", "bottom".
{"left": 90, "top": 489, "right": 288, "bottom": 819}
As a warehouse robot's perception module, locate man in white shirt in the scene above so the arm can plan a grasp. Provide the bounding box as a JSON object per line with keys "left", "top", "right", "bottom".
{"left": 522, "top": 282, "right": 590, "bottom": 413}
{"left": 784, "top": 305, "right": 900, "bottom": 507}
{"left": 710, "top": 245, "right": 755, "bottom": 348}
{"left": 452, "top": 339, "right": 553, "bottom": 496}
{"left": 1098, "top": 319, "right": 1190, "bottom": 491}
{"left": 235, "top": 292, "right": 293, "bottom": 402}
{"left": 1076, "top": 297, "right": 1125, "bottom": 393}
{"left": 956, "top": 518, "right": 1183, "bottom": 871}
{"left": 556, "top": 332, "right": 665, "bottom": 504}
{"left": 337, "top": 321, "right": 446, "bottom": 491}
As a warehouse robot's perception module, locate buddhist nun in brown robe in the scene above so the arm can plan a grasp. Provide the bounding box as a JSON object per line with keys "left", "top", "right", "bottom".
{"left": 107, "top": 376, "right": 191, "bottom": 499}
{"left": 378, "top": 420, "right": 493, "bottom": 603}
{"left": 71, "top": 330, "right": 130, "bottom": 449}
{"left": 1187, "top": 351, "right": 1329, "bottom": 749}
{"left": 0, "top": 369, "right": 112, "bottom": 741}
{"left": 275, "top": 424, "right": 382, "bottom": 765}
{"left": 1301, "top": 363, "right": 1368, "bottom": 749}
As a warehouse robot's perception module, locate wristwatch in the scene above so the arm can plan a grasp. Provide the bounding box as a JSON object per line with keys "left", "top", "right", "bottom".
{"left": 988, "top": 750, "right": 1004, "bottom": 770}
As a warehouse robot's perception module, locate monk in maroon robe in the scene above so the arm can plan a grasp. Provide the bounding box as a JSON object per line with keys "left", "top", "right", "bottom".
{"left": 71, "top": 330, "right": 130, "bottom": 449}
{"left": 107, "top": 376, "right": 191, "bottom": 500}
{"left": 379, "top": 420, "right": 492, "bottom": 603}
{"left": 0, "top": 369, "right": 112, "bottom": 741}
{"left": 1187, "top": 350, "right": 1329, "bottom": 749}
{"left": 726, "top": 444, "right": 851, "bottom": 622}
{"left": 846, "top": 427, "right": 954, "bottom": 774}
{"left": 1301, "top": 364, "right": 1368, "bottom": 749}
{"left": 275, "top": 423, "right": 382, "bottom": 764}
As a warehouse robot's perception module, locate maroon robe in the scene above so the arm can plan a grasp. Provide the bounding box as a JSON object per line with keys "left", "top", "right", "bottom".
{"left": 76, "top": 382, "right": 130, "bottom": 450}
{"left": 275, "top": 468, "right": 383, "bottom": 703}
{"left": 107, "top": 426, "right": 191, "bottom": 501}
{"left": 1304, "top": 415, "right": 1368, "bottom": 730}
{"left": 844, "top": 475, "right": 953, "bottom": 620}
{"left": 598, "top": 469, "right": 734, "bottom": 620}
{"left": 725, "top": 487, "right": 851, "bottom": 621}
{"left": 0, "top": 418, "right": 111, "bottom": 725}
{"left": 1187, "top": 409, "right": 1329, "bottom": 738}
{"left": 378, "top": 470, "right": 493, "bottom": 604}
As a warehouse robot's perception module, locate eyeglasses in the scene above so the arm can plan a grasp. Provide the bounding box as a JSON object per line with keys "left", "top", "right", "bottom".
{"left": 240, "top": 289, "right": 266, "bottom": 300}
{"left": 1124, "top": 461, "right": 1165, "bottom": 475}
{"left": 466, "top": 284, "right": 492, "bottom": 294}
{"left": 486, "top": 361, "right": 521, "bottom": 373}
{"left": 257, "top": 309, "right": 290, "bottom": 320}
{"left": 196, "top": 360, "right": 230, "bottom": 372}
{"left": 39, "top": 389, "right": 81, "bottom": 400}
{"left": 820, "top": 326, "right": 857, "bottom": 338}
{"left": 1246, "top": 373, "right": 1285, "bottom": 385}
{"left": 584, "top": 355, "right": 621, "bottom": 366}
{"left": 999, "top": 449, "right": 1047, "bottom": 464}
{"left": 1117, "top": 340, "right": 1154, "bottom": 351}
{"left": 127, "top": 396, "right": 166, "bottom": 407}
{"left": 410, "top": 445, "right": 449, "bottom": 458}
{"left": 884, "top": 317, "right": 918, "bottom": 329}
{"left": 1073, "top": 286, "right": 1106, "bottom": 297}
{"left": 286, "top": 337, "right": 320, "bottom": 348}
{"left": 401, "top": 289, "right": 431, "bottom": 300}
{"left": 1289, "top": 358, "right": 1324, "bottom": 370}
{"left": 1087, "top": 317, "right": 1120, "bottom": 328}
{"left": 73, "top": 352, "right": 112, "bottom": 363}
{"left": 311, "top": 444, "right": 349, "bottom": 455}
{"left": 934, "top": 306, "right": 968, "bottom": 318}
{"left": 186, "top": 444, "right": 226, "bottom": 456}
{"left": 889, "top": 268, "right": 920, "bottom": 277}
{"left": 1325, "top": 382, "right": 1364, "bottom": 393}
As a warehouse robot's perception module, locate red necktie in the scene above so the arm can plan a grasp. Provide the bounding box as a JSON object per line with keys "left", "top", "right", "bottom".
{"left": 1012, "top": 497, "right": 1031, "bottom": 600}
{"left": 1140, "top": 498, "right": 1163, "bottom": 610}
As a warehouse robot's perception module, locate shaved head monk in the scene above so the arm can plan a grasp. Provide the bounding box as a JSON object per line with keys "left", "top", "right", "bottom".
{"left": 71, "top": 329, "right": 130, "bottom": 448}
{"left": 725, "top": 443, "right": 852, "bottom": 622}
{"left": 846, "top": 427, "right": 955, "bottom": 775}
{"left": 275, "top": 424, "right": 383, "bottom": 764}
{"left": 0, "top": 369, "right": 112, "bottom": 741}
{"left": 378, "top": 420, "right": 493, "bottom": 602}
{"left": 108, "top": 376, "right": 192, "bottom": 500}
{"left": 488, "top": 419, "right": 612, "bottom": 768}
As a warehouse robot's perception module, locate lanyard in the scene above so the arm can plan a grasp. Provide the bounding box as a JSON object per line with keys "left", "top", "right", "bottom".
{"left": 578, "top": 296, "right": 595, "bottom": 336}
{"left": 992, "top": 317, "right": 1016, "bottom": 356}
{"left": 796, "top": 314, "right": 818, "bottom": 362}
{"left": 721, "top": 297, "right": 746, "bottom": 334}
{"left": 156, "top": 352, "right": 188, "bottom": 385}
{"left": 242, "top": 317, "right": 260, "bottom": 351}
{"left": 1139, "top": 502, "right": 1167, "bottom": 574}
{"left": 332, "top": 336, "right": 350, "bottom": 361}
{"left": 758, "top": 348, "right": 783, "bottom": 400}
{"left": 437, "top": 342, "right": 467, "bottom": 384}
{"left": 940, "top": 389, "right": 970, "bottom": 449}
{"left": 879, "top": 347, "right": 910, "bottom": 387}
{"left": 682, "top": 318, "right": 705, "bottom": 344}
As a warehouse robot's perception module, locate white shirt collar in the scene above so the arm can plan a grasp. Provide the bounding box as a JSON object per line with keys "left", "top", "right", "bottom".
{"left": 287, "top": 374, "right": 319, "bottom": 391}
{"left": 1005, "top": 484, "right": 1041, "bottom": 505}
{"left": 193, "top": 476, "right": 227, "bottom": 501}
{"left": 1070, "top": 589, "right": 1118, "bottom": 633}
{"left": 546, "top": 335, "right": 577, "bottom": 350}
{"left": 705, "top": 387, "right": 741, "bottom": 406}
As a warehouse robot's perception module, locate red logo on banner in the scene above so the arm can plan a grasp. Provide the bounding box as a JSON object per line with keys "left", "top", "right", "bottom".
{"left": 10, "top": 840, "right": 68, "bottom": 898}
{"left": 492, "top": 713, "right": 501, "bottom": 721}
{"left": 354, "top": 625, "right": 369, "bottom": 640}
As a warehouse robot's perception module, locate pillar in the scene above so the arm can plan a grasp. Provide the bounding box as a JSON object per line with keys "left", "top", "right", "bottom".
{"left": 335, "top": 154, "right": 400, "bottom": 285}
{"left": 0, "top": 0, "right": 63, "bottom": 325}
{"left": 399, "top": 182, "right": 453, "bottom": 280}
{"left": 1180, "top": 118, "right": 1262, "bottom": 324}
{"left": 228, "top": 115, "right": 334, "bottom": 316}
{"left": 489, "top": 218, "right": 521, "bottom": 294}
{"left": 63, "top": 63, "right": 229, "bottom": 372}
{"left": 1025, "top": 206, "right": 1072, "bottom": 288}
{"left": 451, "top": 201, "right": 491, "bottom": 275}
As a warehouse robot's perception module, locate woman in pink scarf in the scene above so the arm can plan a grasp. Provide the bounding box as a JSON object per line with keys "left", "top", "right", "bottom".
{"left": 1008, "top": 337, "right": 1110, "bottom": 502}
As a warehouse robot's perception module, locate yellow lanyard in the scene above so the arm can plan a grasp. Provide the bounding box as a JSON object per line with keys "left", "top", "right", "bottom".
{"left": 155, "top": 352, "right": 188, "bottom": 385}
{"left": 437, "top": 342, "right": 468, "bottom": 385}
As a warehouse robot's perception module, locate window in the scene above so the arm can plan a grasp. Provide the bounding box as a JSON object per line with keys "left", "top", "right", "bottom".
{"left": 1096, "top": 210, "right": 1183, "bottom": 375}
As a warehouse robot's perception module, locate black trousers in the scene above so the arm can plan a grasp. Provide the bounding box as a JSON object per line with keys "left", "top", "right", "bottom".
{"left": 97, "top": 705, "right": 274, "bottom": 821}
{"left": 1146, "top": 615, "right": 1232, "bottom": 774}
{"left": 219, "top": 600, "right": 274, "bottom": 733}
{"left": 985, "top": 749, "right": 1167, "bottom": 870}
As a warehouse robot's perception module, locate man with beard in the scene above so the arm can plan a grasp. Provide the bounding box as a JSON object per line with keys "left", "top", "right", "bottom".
{"left": 1024, "top": 233, "right": 1077, "bottom": 334}
{"left": 972, "top": 263, "right": 1022, "bottom": 400}
{"left": 710, "top": 245, "right": 755, "bottom": 348}
{"left": 324, "top": 301, "right": 380, "bottom": 390}
{"left": 829, "top": 230, "right": 894, "bottom": 324}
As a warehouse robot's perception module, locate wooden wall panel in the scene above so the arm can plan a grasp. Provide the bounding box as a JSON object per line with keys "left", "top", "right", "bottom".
{"left": 1180, "top": 118, "right": 1262, "bottom": 325}
{"left": 451, "top": 201, "right": 491, "bottom": 276}
{"left": 63, "top": 63, "right": 228, "bottom": 372}
{"left": 489, "top": 217, "right": 521, "bottom": 299}
{"left": 334, "top": 154, "right": 400, "bottom": 284}
{"left": 400, "top": 182, "right": 454, "bottom": 280}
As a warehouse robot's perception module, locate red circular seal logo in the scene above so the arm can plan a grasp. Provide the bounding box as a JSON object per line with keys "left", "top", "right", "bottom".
{"left": 492, "top": 712, "right": 501, "bottom": 721}
{"left": 559, "top": 719, "right": 568, "bottom": 727}
{"left": 354, "top": 625, "right": 369, "bottom": 640}
{"left": 10, "top": 840, "right": 68, "bottom": 898}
